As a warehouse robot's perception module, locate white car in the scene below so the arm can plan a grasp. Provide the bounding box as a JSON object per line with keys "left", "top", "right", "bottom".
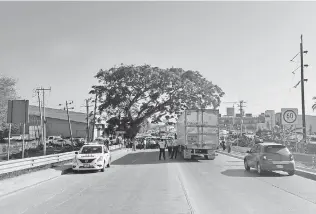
{"left": 72, "top": 144, "right": 111, "bottom": 172}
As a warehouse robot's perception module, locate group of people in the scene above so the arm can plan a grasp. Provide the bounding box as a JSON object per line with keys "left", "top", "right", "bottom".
{"left": 158, "top": 138, "right": 179, "bottom": 160}
{"left": 220, "top": 138, "right": 232, "bottom": 153}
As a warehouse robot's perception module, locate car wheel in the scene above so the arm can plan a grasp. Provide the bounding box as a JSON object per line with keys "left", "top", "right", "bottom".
{"left": 107, "top": 159, "right": 110, "bottom": 168}
{"left": 256, "top": 162, "right": 263, "bottom": 175}
{"left": 204, "top": 155, "right": 209, "bottom": 160}
{"left": 244, "top": 159, "right": 250, "bottom": 171}
{"left": 288, "top": 170, "right": 295, "bottom": 176}
{"left": 101, "top": 162, "right": 105, "bottom": 172}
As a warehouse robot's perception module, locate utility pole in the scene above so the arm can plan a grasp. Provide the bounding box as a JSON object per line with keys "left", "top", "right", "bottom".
{"left": 60, "top": 101, "right": 74, "bottom": 148}
{"left": 36, "top": 87, "right": 51, "bottom": 155}
{"left": 92, "top": 93, "right": 98, "bottom": 141}
{"left": 300, "top": 35, "right": 307, "bottom": 144}
{"left": 37, "top": 90, "right": 43, "bottom": 145}
{"left": 82, "top": 99, "right": 92, "bottom": 142}
{"left": 291, "top": 35, "right": 309, "bottom": 144}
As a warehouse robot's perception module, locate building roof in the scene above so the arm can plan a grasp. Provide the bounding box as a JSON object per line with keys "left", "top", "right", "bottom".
{"left": 29, "top": 105, "right": 91, "bottom": 124}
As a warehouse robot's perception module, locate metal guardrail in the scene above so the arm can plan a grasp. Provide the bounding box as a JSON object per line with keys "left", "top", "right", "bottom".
{"left": 0, "top": 144, "right": 122, "bottom": 175}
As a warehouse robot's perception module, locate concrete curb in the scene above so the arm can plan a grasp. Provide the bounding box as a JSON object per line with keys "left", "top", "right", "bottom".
{"left": 216, "top": 150, "right": 316, "bottom": 181}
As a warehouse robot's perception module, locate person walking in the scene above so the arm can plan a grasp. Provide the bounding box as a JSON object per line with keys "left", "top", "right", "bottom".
{"left": 158, "top": 139, "right": 167, "bottom": 160}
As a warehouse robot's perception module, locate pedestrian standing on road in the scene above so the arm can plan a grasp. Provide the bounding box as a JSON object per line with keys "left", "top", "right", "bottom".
{"left": 143, "top": 138, "right": 147, "bottom": 150}
{"left": 171, "top": 139, "right": 178, "bottom": 159}
{"left": 132, "top": 138, "right": 136, "bottom": 151}
{"left": 222, "top": 140, "right": 226, "bottom": 151}
{"left": 168, "top": 140, "right": 173, "bottom": 158}
{"left": 158, "top": 139, "right": 167, "bottom": 160}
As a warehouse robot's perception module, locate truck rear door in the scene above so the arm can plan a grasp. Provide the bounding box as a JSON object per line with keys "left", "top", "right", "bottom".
{"left": 201, "top": 109, "right": 219, "bottom": 149}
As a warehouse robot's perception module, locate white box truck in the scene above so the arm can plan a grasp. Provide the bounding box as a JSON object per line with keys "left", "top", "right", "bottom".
{"left": 177, "top": 109, "right": 219, "bottom": 160}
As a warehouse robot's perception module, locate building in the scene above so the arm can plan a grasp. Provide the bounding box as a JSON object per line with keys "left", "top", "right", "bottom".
{"left": 219, "top": 116, "right": 258, "bottom": 132}
{"left": 28, "top": 105, "right": 96, "bottom": 139}
{"left": 264, "top": 110, "right": 276, "bottom": 130}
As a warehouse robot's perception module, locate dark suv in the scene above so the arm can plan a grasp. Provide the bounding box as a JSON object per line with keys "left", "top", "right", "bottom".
{"left": 244, "top": 142, "right": 295, "bottom": 176}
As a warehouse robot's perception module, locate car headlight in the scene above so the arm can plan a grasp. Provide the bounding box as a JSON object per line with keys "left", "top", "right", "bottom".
{"left": 97, "top": 156, "right": 103, "bottom": 162}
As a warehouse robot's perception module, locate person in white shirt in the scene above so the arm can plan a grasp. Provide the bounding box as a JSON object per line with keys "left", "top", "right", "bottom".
{"left": 158, "top": 139, "right": 167, "bottom": 160}
{"left": 143, "top": 138, "right": 147, "bottom": 150}
{"left": 171, "top": 139, "right": 179, "bottom": 159}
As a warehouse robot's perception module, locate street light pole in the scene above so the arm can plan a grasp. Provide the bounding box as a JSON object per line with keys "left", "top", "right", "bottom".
{"left": 300, "top": 35, "right": 307, "bottom": 144}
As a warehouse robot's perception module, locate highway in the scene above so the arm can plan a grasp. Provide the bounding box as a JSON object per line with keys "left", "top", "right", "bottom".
{"left": 0, "top": 149, "right": 316, "bottom": 214}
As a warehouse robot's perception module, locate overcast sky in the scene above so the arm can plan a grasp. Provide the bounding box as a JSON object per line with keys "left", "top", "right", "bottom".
{"left": 1, "top": 1, "right": 316, "bottom": 116}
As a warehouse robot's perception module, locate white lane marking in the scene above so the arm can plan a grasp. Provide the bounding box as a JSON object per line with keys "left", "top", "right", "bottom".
{"left": 177, "top": 175, "right": 195, "bottom": 214}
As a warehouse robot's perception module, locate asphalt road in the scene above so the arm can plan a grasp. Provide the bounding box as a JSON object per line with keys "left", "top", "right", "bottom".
{"left": 0, "top": 149, "right": 316, "bottom": 214}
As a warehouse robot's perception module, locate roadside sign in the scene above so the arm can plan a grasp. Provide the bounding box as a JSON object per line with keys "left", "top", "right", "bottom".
{"left": 281, "top": 108, "right": 298, "bottom": 125}
{"left": 7, "top": 100, "right": 29, "bottom": 124}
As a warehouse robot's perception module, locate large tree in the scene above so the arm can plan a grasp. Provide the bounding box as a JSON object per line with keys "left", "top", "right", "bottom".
{"left": 0, "top": 76, "right": 19, "bottom": 141}
{"left": 91, "top": 64, "right": 224, "bottom": 139}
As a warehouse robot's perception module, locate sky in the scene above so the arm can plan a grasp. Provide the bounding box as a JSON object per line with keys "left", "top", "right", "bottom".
{"left": 1, "top": 1, "right": 316, "bottom": 116}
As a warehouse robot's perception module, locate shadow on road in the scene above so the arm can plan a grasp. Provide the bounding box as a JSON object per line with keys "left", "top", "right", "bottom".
{"left": 112, "top": 150, "right": 200, "bottom": 165}
{"left": 51, "top": 163, "right": 74, "bottom": 175}
{"left": 221, "top": 169, "right": 289, "bottom": 177}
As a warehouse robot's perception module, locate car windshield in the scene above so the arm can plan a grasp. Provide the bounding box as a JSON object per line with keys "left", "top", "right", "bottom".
{"left": 264, "top": 145, "right": 290, "bottom": 155}
{"left": 81, "top": 146, "right": 102, "bottom": 154}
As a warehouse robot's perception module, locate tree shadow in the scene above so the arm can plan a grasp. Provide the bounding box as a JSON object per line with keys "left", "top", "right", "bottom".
{"left": 111, "top": 150, "right": 200, "bottom": 165}
{"left": 221, "top": 169, "right": 289, "bottom": 177}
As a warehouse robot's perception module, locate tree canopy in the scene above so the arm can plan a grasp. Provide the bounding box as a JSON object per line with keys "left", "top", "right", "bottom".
{"left": 0, "top": 76, "right": 19, "bottom": 141}
{"left": 91, "top": 64, "right": 225, "bottom": 138}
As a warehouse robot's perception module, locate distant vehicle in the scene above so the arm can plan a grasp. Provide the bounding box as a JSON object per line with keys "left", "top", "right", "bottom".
{"left": 72, "top": 144, "right": 111, "bottom": 172}
{"left": 176, "top": 109, "right": 219, "bottom": 160}
{"left": 244, "top": 142, "right": 295, "bottom": 176}
{"left": 48, "top": 136, "right": 62, "bottom": 145}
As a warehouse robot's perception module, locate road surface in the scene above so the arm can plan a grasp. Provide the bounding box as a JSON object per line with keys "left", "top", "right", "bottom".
{"left": 0, "top": 150, "right": 316, "bottom": 214}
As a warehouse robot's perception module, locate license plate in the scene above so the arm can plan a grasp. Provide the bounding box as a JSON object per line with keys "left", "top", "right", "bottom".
{"left": 276, "top": 165, "right": 283, "bottom": 169}
{"left": 83, "top": 164, "right": 90, "bottom": 168}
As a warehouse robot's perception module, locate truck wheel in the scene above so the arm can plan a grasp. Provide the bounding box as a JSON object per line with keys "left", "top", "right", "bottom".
{"left": 204, "top": 155, "right": 209, "bottom": 160}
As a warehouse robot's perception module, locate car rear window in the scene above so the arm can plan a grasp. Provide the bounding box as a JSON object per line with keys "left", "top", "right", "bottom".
{"left": 264, "top": 145, "right": 290, "bottom": 155}
{"left": 81, "top": 146, "right": 102, "bottom": 154}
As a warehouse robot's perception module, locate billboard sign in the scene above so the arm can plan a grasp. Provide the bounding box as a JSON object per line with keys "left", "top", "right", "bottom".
{"left": 7, "top": 100, "right": 29, "bottom": 124}
{"left": 226, "top": 107, "right": 235, "bottom": 116}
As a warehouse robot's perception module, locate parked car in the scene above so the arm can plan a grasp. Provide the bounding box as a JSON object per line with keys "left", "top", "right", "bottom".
{"left": 244, "top": 142, "right": 295, "bottom": 176}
